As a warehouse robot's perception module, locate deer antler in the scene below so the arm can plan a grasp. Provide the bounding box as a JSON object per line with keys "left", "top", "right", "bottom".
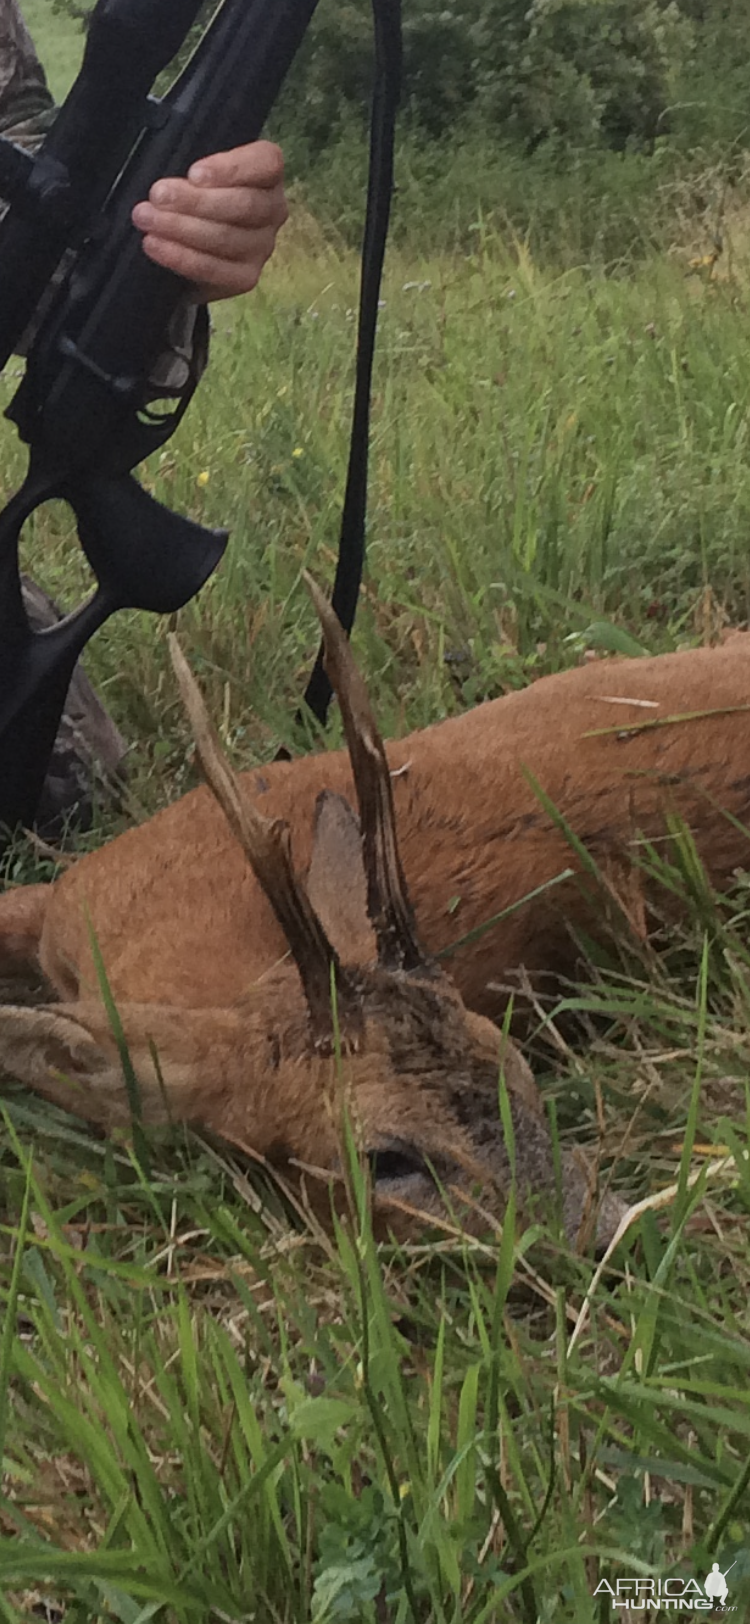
{"left": 303, "top": 573, "right": 428, "bottom": 975}
{"left": 169, "top": 634, "right": 359, "bottom": 1044}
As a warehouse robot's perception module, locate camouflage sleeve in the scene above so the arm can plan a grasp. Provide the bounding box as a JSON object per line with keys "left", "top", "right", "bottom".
{"left": 0, "top": 0, "right": 55, "bottom": 147}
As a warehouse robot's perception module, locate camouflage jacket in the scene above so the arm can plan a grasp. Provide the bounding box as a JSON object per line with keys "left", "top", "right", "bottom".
{"left": 0, "top": 0, "right": 55, "bottom": 149}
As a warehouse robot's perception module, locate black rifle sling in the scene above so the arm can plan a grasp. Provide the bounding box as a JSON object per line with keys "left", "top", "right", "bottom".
{"left": 302, "top": 0, "right": 402, "bottom": 727}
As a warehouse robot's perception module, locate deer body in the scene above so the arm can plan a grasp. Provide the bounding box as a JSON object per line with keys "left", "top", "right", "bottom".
{"left": 9, "top": 636, "right": 750, "bottom": 1019}
{"left": 1, "top": 624, "right": 747, "bottom": 1248}
{"left": 0, "top": 584, "right": 626, "bottom": 1247}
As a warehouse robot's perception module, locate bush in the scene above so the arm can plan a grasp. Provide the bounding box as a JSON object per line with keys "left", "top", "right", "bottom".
{"left": 669, "top": 0, "right": 750, "bottom": 150}
{"left": 488, "top": 0, "right": 690, "bottom": 152}
{"left": 273, "top": 0, "right": 690, "bottom": 156}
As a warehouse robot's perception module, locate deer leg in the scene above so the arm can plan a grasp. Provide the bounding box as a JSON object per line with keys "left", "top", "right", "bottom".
{"left": 0, "top": 884, "right": 49, "bottom": 981}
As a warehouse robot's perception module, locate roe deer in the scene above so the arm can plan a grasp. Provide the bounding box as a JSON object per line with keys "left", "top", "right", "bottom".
{"left": 0, "top": 579, "right": 621, "bottom": 1247}
{"left": 1, "top": 633, "right": 750, "bottom": 1027}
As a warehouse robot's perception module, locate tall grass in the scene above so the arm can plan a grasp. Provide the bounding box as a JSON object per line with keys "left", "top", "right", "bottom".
{"left": 2, "top": 939, "right": 750, "bottom": 1623}
{"left": 1, "top": 5, "right": 750, "bottom": 1619}
{"left": 6, "top": 208, "right": 750, "bottom": 811}
{"left": 3, "top": 214, "right": 750, "bottom": 1607}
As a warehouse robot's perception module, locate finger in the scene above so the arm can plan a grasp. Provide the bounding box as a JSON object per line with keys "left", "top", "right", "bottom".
{"left": 132, "top": 204, "right": 267, "bottom": 262}
{"left": 187, "top": 140, "right": 284, "bottom": 191}
{"left": 140, "top": 179, "right": 286, "bottom": 230}
{"left": 139, "top": 229, "right": 277, "bottom": 298}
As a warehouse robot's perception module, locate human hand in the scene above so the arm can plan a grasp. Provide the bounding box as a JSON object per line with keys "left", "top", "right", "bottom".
{"left": 131, "top": 140, "right": 288, "bottom": 303}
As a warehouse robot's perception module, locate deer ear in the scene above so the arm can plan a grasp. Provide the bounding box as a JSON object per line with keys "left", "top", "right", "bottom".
{"left": 306, "top": 791, "right": 376, "bottom": 965}
{"left": 0, "top": 1006, "right": 120, "bottom": 1123}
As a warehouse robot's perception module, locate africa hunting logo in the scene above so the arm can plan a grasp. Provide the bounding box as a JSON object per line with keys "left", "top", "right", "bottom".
{"left": 593, "top": 1560, "right": 737, "bottom": 1612}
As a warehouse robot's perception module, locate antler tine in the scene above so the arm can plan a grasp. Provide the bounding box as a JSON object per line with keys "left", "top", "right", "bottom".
{"left": 168, "top": 635, "right": 357, "bottom": 1040}
{"left": 303, "top": 574, "right": 428, "bottom": 975}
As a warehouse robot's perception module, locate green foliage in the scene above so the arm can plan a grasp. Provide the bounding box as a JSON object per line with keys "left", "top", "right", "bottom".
{"left": 671, "top": 0, "right": 750, "bottom": 149}
{"left": 311, "top": 1486, "right": 403, "bottom": 1620}
{"left": 50, "top": 0, "right": 93, "bottom": 23}
{"left": 274, "top": 0, "right": 690, "bottom": 158}
{"left": 470, "top": 0, "right": 690, "bottom": 152}
{"left": 37, "top": 0, "right": 750, "bottom": 168}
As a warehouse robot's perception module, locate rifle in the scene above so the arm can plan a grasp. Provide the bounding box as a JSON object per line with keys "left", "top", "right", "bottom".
{"left": 0, "top": 0, "right": 401, "bottom": 831}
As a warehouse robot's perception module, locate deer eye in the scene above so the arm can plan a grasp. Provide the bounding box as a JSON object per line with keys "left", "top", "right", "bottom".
{"left": 367, "top": 1145, "right": 431, "bottom": 1185}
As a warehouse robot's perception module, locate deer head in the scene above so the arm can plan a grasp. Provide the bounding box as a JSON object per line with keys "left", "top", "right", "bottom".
{"left": 0, "top": 578, "right": 623, "bottom": 1249}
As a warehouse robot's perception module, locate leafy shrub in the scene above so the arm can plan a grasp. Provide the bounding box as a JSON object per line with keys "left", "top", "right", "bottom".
{"left": 490, "top": 0, "right": 690, "bottom": 152}
{"left": 669, "top": 0, "right": 750, "bottom": 150}
{"left": 273, "top": 0, "right": 690, "bottom": 156}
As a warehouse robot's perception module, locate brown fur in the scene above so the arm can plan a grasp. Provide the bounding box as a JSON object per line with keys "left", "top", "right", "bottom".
{"left": 2, "top": 636, "right": 748, "bottom": 1017}
{"left": 0, "top": 964, "right": 569, "bottom": 1240}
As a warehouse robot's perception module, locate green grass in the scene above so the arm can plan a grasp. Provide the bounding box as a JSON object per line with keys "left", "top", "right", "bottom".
{"left": 18, "top": 0, "right": 82, "bottom": 101}
{"left": 7, "top": 213, "right": 750, "bottom": 812}
{"left": 2, "top": 226, "right": 750, "bottom": 1611}
{"left": 2, "top": 5, "right": 750, "bottom": 1618}
{"left": 1, "top": 986, "right": 749, "bottom": 1623}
